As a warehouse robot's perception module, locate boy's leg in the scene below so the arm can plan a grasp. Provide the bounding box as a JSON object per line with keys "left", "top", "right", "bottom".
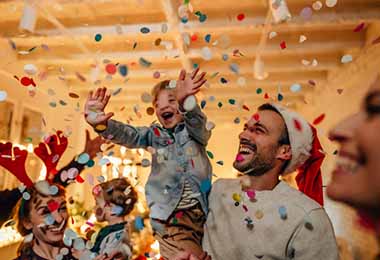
{"left": 154, "top": 204, "right": 205, "bottom": 260}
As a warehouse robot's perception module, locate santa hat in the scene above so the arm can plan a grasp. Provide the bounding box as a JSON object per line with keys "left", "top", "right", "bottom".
{"left": 270, "top": 103, "right": 325, "bottom": 206}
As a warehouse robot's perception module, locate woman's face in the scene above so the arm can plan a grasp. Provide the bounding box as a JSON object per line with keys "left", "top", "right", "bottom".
{"left": 327, "top": 77, "right": 380, "bottom": 211}
{"left": 24, "top": 193, "right": 68, "bottom": 246}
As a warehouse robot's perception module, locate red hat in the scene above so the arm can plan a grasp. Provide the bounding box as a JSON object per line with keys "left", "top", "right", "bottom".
{"left": 271, "top": 103, "right": 325, "bottom": 206}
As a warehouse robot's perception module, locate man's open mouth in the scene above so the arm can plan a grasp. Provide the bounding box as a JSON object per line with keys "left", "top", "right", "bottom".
{"left": 161, "top": 111, "right": 174, "bottom": 120}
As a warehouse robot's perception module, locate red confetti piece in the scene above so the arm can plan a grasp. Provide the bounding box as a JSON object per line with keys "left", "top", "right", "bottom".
{"left": 75, "top": 72, "right": 86, "bottom": 82}
{"left": 47, "top": 200, "right": 59, "bottom": 212}
{"left": 242, "top": 105, "right": 250, "bottom": 111}
{"left": 71, "top": 217, "right": 75, "bottom": 225}
{"left": 105, "top": 64, "right": 117, "bottom": 75}
{"left": 191, "top": 34, "right": 198, "bottom": 42}
{"left": 120, "top": 106, "right": 125, "bottom": 111}
{"left": 280, "top": 41, "right": 286, "bottom": 49}
{"left": 372, "top": 36, "right": 380, "bottom": 45}
{"left": 264, "top": 93, "right": 269, "bottom": 99}
{"left": 243, "top": 204, "right": 248, "bottom": 212}
{"left": 354, "top": 23, "right": 365, "bottom": 32}
{"left": 313, "top": 113, "right": 326, "bottom": 125}
{"left": 69, "top": 92, "right": 79, "bottom": 98}
{"left": 175, "top": 211, "right": 184, "bottom": 218}
{"left": 14, "top": 75, "right": 19, "bottom": 81}
{"left": 20, "top": 76, "right": 36, "bottom": 87}
{"left": 237, "top": 13, "right": 245, "bottom": 21}
{"left": 153, "top": 127, "right": 161, "bottom": 137}
{"left": 308, "top": 80, "right": 316, "bottom": 86}
{"left": 76, "top": 174, "right": 85, "bottom": 183}
{"left": 294, "top": 119, "right": 302, "bottom": 131}
{"left": 252, "top": 113, "right": 260, "bottom": 121}
{"left": 190, "top": 159, "right": 195, "bottom": 168}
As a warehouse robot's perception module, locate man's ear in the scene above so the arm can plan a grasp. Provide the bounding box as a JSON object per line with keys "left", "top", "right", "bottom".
{"left": 276, "top": 144, "right": 292, "bottom": 161}
{"left": 23, "top": 218, "right": 33, "bottom": 230}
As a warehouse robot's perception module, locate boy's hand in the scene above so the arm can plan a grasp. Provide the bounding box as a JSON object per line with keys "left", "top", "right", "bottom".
{"left": 176, "top": 67, "right": 207, "bottom": 107}
{"left": 84, "top": 87, "right": 114, "bottom": 127}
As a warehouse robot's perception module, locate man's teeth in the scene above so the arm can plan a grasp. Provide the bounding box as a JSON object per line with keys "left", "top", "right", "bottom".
{"left": 50, "top": 220, "right": 65, "bottom": 232}
{"left": 336, "top": 156, "right": 360, "bottom": 173}
{"left": 239, "top": 147, "right": 253, "bottom": 154}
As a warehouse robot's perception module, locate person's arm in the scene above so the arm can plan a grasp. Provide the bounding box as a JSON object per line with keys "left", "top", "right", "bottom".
{"left": 287, "top": 208, "right": 339, "bottom": 260}
{"left": 176, "top": 68, "right": 210, "bottom": 146}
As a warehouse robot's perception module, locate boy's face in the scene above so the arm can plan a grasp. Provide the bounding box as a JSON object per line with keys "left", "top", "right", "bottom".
{"left": 154, "top": 89, "right": 183, "bottom": 129}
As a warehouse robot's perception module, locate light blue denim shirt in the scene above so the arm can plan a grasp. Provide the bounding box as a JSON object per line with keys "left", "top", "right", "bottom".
{"left": 97, "top": 105, "right": 212, "bottom": 222}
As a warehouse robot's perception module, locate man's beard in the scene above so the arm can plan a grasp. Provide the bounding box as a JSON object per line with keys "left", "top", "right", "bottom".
{"left": 234, "top": 142, "right": 277, "bottom": 176}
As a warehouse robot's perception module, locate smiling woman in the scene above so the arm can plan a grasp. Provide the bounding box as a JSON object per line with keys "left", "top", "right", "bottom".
{"left": 327, "top": 76, "right": 380, "bottom": 249}
{"left": 12, "top": 181, "right": 74, "bottom": 260}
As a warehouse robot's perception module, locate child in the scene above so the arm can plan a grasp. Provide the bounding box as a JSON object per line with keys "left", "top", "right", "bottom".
{"left": 84, "top": 68, "right": 212, "bottom": 259}
{"left": 90, "top": 178, "right": 138, "bottom": 260}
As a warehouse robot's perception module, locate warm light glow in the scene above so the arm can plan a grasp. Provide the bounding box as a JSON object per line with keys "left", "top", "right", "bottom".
{"left": 150, "top": 240, "right": 160, "bottom": 251}
{"left": 123, "top": 159, "right": 132, "bottom": 165}
{"left": 27, "top": 143, "right": 34, "bottom": 153}
{"left": 101, "top": 165, "right": 107, "bottom": 174}
{"left": 39, "top": 165, "right": 47, "bottom": 181}
{"left": 0, "top": 226, "right": 22, "bottom": 248}
{"left": 120, "top": 146, "right": 127, "bottom": 156}
{"left": 123, "top": 165, "right": 132, "bottom": 177}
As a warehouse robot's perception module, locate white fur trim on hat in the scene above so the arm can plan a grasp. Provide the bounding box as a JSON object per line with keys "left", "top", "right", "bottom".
{"left": 270, "top": 103, "right": 313, "bottom": 174}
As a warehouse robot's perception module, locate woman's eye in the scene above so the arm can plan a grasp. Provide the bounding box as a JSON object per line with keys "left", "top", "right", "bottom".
{"left": 366, "top": 104, "right": 380, "bottom": 116}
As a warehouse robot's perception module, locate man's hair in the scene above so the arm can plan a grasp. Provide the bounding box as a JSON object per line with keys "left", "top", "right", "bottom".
{"left": 258, "top": 103, "right": 291, "bottom": 173}
{"left": 151, "top": 80, "right": 171, "bottom": 104}
{"left": 258, "top": 103, "right": 290, "bottom": 145}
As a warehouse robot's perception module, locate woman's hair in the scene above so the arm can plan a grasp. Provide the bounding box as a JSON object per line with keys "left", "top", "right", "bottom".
{"left": 151, "top": 80, "right": 171, "bottom": 104}
{"left": 98, "top": 178, "right": 138, "bottom": 217}
{"left": 13, "top": 182, "right": 66, "bottom": 236}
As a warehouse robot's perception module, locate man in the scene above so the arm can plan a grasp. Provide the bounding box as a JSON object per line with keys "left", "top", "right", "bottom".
{"left": 176, "top": 103, "right": 338, "bottom": 260}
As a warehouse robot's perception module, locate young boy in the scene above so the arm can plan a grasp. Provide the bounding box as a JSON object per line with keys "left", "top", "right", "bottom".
{"left": 84, "top": 68, "right": 212, "bottom": 259}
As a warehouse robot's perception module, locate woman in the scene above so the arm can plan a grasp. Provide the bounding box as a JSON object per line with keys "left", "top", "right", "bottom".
{"left": 327, "top": 76, "right": 380, "bottom": 251}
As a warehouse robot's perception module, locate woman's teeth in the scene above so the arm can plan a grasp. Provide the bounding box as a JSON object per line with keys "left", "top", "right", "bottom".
{"left": 336, "top": 156, "right": 360, "bottom": 174}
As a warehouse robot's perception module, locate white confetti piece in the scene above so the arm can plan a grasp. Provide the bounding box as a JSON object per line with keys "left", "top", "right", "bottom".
{"left": 325, "top": 0, "right": 338, "bottom": 8}
{"left": 341, "top": 54, "right": 353, "bottom": 64}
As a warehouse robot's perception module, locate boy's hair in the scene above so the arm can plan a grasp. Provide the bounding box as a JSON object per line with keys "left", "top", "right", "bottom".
{"left": 13, "top": 182, "right": 66, "bottom": 236}
{"left": 151, "top": 80, "right": 171, "bottom": 104}
{"left": 98, "top": 178, "right": 138, "bottom": 217}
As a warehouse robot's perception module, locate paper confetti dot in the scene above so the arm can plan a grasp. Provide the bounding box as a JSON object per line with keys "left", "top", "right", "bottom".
{"left": 146, "top": 107, "right": 155, "bottom": 115}
{"left": 200, "top": 100, "right": 207, "bottom": 109}
{"left": 206, "top": 150, "right": 214, "bottom": 159}
{"left": 237, "top": 13, "right": 245, "bottom": 21}
{"left": 232, "top": 193, "right": 241, "bottom": 202}
{"left": 280, "top": 41, "right": 287, "bottom": 49}
{"left": 354, "top": 23, "right": 365, "bottom": 32}
{"left": 0, "top": 90, "right": 7, "bottom": 102}
{"left": 135, "top": 216, "right": 144, "bottom": 231}
{"left": 22, "top": 192, "right": 31, "bottom": 200}
{"left": 183, "top": 95, "right": 197, "bottom": 111}
{"left": 49, "top": 185, "right": 58, "bottom": 195}
{"left": 312, "top": 1, "right": 323, "bottom": 10}
{"left": 269, "top": 31, "right": 277, "bottom": 39}
{"left": 325, "top": 0, "right": 338, "bottom": 8}
{"left": 95, "top": 124, "right": 107, "bottom": 132}
{"left": 201, "top": 47, "right": 213, "bottom": 61}
{"left": 229, "top": 63, "right": 240, "bottom": 74}
{"left": 161, "top": 23, "right": 168, "bottom": 33}
{"left": 141, "top": 92, "right": 153, "bottom": 103}
{"left": 217, "top": 101, "right": 223, "bottom": 108}
{"left": 140, "top": 27, "right": 150, "bottom": 34}
{"left": 237, "top": 76, "right": 246, "bottom": 86}
{"left": 94, "top": 33, "right": 102, "bottom": 42}
{"left": 256, "top": 88, "right": 263, "bottom": 94}
{"left": 300, "top": 7, "right": 313, "bottom": 20}
{"left": 290, "top": 83, "right": 302, "bottom": 93}
{"left": 216, "top": 160, "right": 224, "bottom": 166}
{"left": 205, "top": 34, "right": 211, "bottom": 43}
{"left": 139, "top": 57, "right": 152, "bottom": 67}
{"left": 299, "top": 35, "right": 307, "bottom": 43}
{"left": 45, "top": 214, "right": 55, "bottom": 225}
{"left": 153, "top": 71, "right": 161, "bottom": 79}
{"left": 278, "top": 93, "right": 284, "bottom": 101}
{"left": 49, "top": 102, "right": 57, "bottom": 108}
{"left": 118, "top": 65, "right": 128, "bottom": 77}
{"left": 191, "top": 34, "right": 198, "bottom": 42}
{"left": 228, "top": 99, "right": 236, "bottom": 105}
{"left": 77, "top": 153, "right": 90, "bottom": 164}
{"left": 105, "top": 64, "right": 117, "bottom": 75}
{"left": 313, "top": 113, "right": 326, "bottom": 125}
{"left": 68, "top": 92, "right": 79, "bottom": 98}
{"left": 220, "top": 77, "right": 228, "bottom": 84}
{"left": 341, "top": 54, "right": 353, "bottom": 64}
{"left": 24, "top": 64, "right": 37, "bottom": 75}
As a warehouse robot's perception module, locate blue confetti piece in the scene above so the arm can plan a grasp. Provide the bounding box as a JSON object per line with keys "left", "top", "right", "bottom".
{"left": 229, "top": 63, "right": 240, "bottom": 74}
{"left": 87, "top": 159, "right": 95, "bottom": 167}
{"left": 290, "top": 83, "right": 302, "bottom": 93}
{"left": 77, "top": 153, "right": 90, "bottom": 164}
{"left": 228, "top": 99, "right": 236, "bottom": 105}
{"left": 193, "top": 63, "right": 199, "bottom": 69}
{"left": 45, "top": 214, "right": 55, "bottom": 225}
{"left": 135, "top": 216, "right": 144, "bottom": 231}
{"left": 140, "top": 27, "right": 150, "bottom": 34}
{"left": 222, "top": 54, "right": 229, "bottom": 61}
{"left": 201, "top": 100, "right": 207, "bottom": 109}
{"left": 278, "top": 206, "right": 287, "bottom": 220}
{"left": 278, "top": 93, "right": 284, "bottom": 101}
{"left": 139, "top": 57, "right": 152, "bottom": 67}
{"left": 181, "top": 17, "right": 188, "bottom": 24}
{"left": 200, "top": 179, "right": 212, "bottom": 193}
{"left": 205, "top": 34, "right": 211, "bottom": 43}
{"left": 118, "top": 65, "right": 128, "bottom": 77}
{"left": 199, "top": 14, "right": 207, "bottom": 22}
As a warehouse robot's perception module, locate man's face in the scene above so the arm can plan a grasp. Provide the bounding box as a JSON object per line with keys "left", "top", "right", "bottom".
{"left": 25, "top": 194, "right": 68, "bottom": 246}
{"left": 233, "top": 110, "right": 287, "bottom": 176}
{"left": 154, "top": 89, "right": 183, "bottom": 129}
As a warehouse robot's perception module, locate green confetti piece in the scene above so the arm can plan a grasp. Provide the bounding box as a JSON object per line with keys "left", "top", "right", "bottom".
{"left": 256, "top": 88, "right": 263, "bottom": 94}
{"left": 207, "top": 150, "right": 214, "bottom": 159}
{"left": 218, "top": 102, "right": 223, "bottom": 108}
{"left": 228, "top": 99, "right": 236, "bottom": 105}
{"left": 24, "top": 137, "right": 33, "bottom": 143}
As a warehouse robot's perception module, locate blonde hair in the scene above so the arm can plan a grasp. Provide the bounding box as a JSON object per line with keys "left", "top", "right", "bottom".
{"left": 97, "top": 178, "right": 137, "bottom": 216}
{"left": 151, "top": 80, "right": 172, "bottom": 104}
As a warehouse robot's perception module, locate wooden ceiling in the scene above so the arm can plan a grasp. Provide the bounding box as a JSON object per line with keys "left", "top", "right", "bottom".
{"left": 1, "top": 0, "right": 380, "bottom": 123}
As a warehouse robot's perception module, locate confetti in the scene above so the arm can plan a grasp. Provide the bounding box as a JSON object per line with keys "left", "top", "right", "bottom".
{"left": 269, "top": 31, "right": 277, "bottom": 39}
{"left": 139, "top": 57, "right": 152, "bottom": 67}
{"left": 47, "top": 200, "right": 60, "bottom": 212}
{"left": 201, "top": 47, "right": 213, "bottom": 61}
{"left": 237, "top": 13, "right": 245, "bottom": 21}
{"left": 140, "top": 27, "right": 150, "bottom": 34}
{"left": 313, "top": 113, "right": 326, "bottom": 125}
{"left": 228, "top": 99, "right": 236, "bottom": 105}
{"left": 153, "top": 71, "right": 161, "bottom": 79}
{"left": 20, "top": 76, "right": 36, "bottom": 87}
{"left": 112, "top": 87, "right": 122, "bottom": 96}
{"left": 105, "top": 64, "right": 117, "bottom": 75}
{"left": 118, "top": 65, "right": 128, "bottom": 77}
{"left": 183, "top": 95, "right": 196, "bottom": 111}
{"left": 135, "top": 216, "right": 145, "bottom": 231}
{"left": 141, "top": 92, "right": 153, "bottom": 103}
{"left": 242, "top": 104, "right": 250, "bottom": 111}
{"left": 45, "top": 214, "right": 55, "bottom": 225}
{"left": 234, "top": 117, "right": 240, "bottom": 124}
{"left": 49, "top": 102, "right": 57, "bottom": 108}
{"left": 312, "top": 1, "right": 323, "bottom": 10}
{"left": 256, "top": 88, "right": 263, "bottom": 94}
{"left": 325, "top": 0, "right": 338, "bottom": 8}
{"left": 24, "top": 64, "right": 37, "bottom": 75}
{"left": 220, "top": 77, "right": 228, "bottom": 84}
{"left": 232, "top": 193, "right": 241, "bottom": 202}
{"left": 354, "top": 23, "right": 365, "bottom": 32}
{"left": 290, "top": 83, "right": 302, "bottom": 93}
{"left": 264, "top": 93, "right": 269, "bottom": 99}
{"left": 337, "top": 89, "right": 343, "bottom": 94}
{"left": 222, "top": 54, "right": 229, "bottom": 61}
{"left": 278, "top": 206, "right": 287, "bottom": 220}
{"left": 22, "top": 192, "right": 31, "bottom": 200}
{"left": 200, "top": 100, "right": 207, "bottom": 109}
{"left": 94, "top": 33, "right": 102, "bottom": 42}
{"left": 278, "top": 93, "right": 284, "bottom": 101}
{"left": 146, "top": 107, "right": 155, "bottom": 115}
{"left": 77, "top": 153, "right": 90, "bottom": 164}
{"left": 68, "top": 92, "right": 79, "bottom": 98}
{"left": 200, "top": 179, "right": 211, "bottom": 193}
{"left": 161, "top": 23, "right": 168, "bottom": 33}
{"left": 217, "top": 101, "right": 223, "bottom": 108}
{"left": 246, "top": 190, "right": 256, "bottom": 200}
{"left": 294, "top": 119, "right": 302, "bottom": 131}
{"left": 229, "top": 63, "right": 239, "bottom": 74}
{"left": 280, "top": 41, "right": 287, "bottom": 49}
{"left": 141, "top": 159, "right": 151, "bottom": 167}
{"left": 216, "top": 160, "right": 224, "bottom": 166}
{"left": 191, "top": 34, "right": 198, "bottom": 42}
{"left": 299, "top": 35, "right": 307, "bottom": 43}
{"left": 206, "top": 150, "right": 214, "bottom": 159}
{"left": 0, "top": 90, "right": 7, "bottom": 102}
{"left": 300, "top": 7, "right": 313, "bottom": 20}
{"left": 205, "top": 34, "right": 211, "bottom": 43}
{"left": 341, "top": 54, "right": 353, "bottom": 64}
